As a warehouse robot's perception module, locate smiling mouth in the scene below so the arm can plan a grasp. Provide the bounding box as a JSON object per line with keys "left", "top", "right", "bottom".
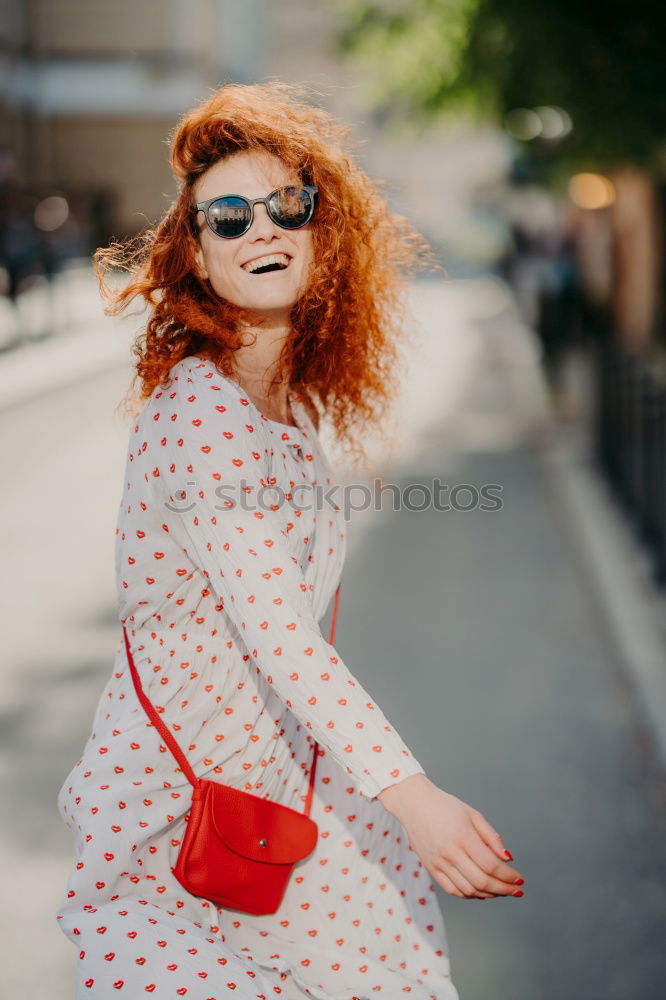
{"left": 252, "top": 261, "right": 288, "bottom": 274}
{"left": 242, "top": 253, "right": 292, "bottom": 275}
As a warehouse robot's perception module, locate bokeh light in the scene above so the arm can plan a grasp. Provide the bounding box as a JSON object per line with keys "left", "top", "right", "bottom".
{"left": 533, "top": 105, "right": 572, "bottom": 140}
{"left": 504, "top": 105, "right": 573, "bottom": 142}
{"left": 567, "top": 172, "right": 616, "bottom": 210}
{"left": 34, "top": 195, "right": 70, "bottom": 232}
{"left": 504, "top": 107, "right": 542, "bottom": 140}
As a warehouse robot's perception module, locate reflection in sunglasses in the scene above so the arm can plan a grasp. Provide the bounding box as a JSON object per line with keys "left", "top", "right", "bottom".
{"left": 271, "top": 188, "right": 308, "bottom": 220}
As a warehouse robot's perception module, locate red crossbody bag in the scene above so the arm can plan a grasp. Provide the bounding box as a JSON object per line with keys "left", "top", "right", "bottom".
{"left": 122, "top": 583, "right": 340, "bottom": 916}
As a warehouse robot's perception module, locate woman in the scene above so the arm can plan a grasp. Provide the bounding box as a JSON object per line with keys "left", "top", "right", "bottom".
{"left": 56, "top": 81, "right": 523, "bottom": 1000}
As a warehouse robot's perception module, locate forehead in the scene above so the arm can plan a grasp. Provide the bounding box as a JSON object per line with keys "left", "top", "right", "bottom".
{"left": 194, "top": 150, "right": 300, "bottom": 202}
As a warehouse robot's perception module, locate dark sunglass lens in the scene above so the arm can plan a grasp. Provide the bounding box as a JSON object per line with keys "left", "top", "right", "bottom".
{"left": 207, "top": 197, "right": 251, "bottom": 238}
{"left": 269, "top": 187, "right": 313, "bottom": 229}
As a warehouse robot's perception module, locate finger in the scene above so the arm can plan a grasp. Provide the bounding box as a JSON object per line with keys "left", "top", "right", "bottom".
{"left": 464, "top": 836, "right": 524, "bottom": 885}
{"left": 453, "top": 850, "right": 523, "bottom": 897}
{"left": 430, "top": 867, "right": 465, "bottom": 898}
{"left": 433, "top": 866, "right": 490, "bottom": 899}
{"left": 469, "top": 809, "right": 516, "bottom": 865}
{"left": 434, "top": 860, "right": 499, "bottom": 900}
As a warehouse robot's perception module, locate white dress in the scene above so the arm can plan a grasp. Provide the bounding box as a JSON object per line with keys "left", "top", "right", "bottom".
{"left": 56, "top": 355, "right": 460, "bottom": 1000}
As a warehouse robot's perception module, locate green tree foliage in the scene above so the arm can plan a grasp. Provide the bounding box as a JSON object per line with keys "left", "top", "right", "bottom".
{"left": 336, "top": 0, "right": 666, "bottom": 175}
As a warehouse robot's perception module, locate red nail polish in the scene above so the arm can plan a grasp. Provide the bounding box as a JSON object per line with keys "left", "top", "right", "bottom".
{"left": 504, "top": 850, "right": 513, "bottom": 861}
{"left": 514, "top": 878, "right": 524, "bottom": 885}
{"left": 511, "top": 889, "right": 523, "bottom": 897}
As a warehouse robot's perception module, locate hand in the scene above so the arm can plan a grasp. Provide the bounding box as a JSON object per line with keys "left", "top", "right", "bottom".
{"left": 377, "top": 773, "right": 524, "bottom": 900}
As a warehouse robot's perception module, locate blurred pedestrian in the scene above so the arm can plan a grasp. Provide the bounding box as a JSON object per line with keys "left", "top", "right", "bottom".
{"left": 0, "top": 189, "right": 42, "bottom": 343}
{"left": 55, "top": 81, "right": 523, "bottom": 1000}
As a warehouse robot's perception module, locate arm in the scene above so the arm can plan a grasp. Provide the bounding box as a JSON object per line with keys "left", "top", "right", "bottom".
{"left": 147, "top": 361, "right": 426, "bottom": 801}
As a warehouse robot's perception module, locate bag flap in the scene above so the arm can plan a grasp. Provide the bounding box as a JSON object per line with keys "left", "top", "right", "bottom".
{"left": 205, "top": 780, "right": 318, "bottom": 864}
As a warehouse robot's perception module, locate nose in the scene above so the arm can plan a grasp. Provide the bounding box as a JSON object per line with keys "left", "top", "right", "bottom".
{"left": 248, "top": 201, "right": 280, "bottom": 241}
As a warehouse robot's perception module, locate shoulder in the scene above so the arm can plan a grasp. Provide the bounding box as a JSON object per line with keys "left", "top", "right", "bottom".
{"left": 142, "top": 355, "right": 269, "bottom": 464}
{"left": 148, "top": 356, "right": 255, "bottom": 432}
{"left": 166, "top": 356, "right": 242, "bottom": 412}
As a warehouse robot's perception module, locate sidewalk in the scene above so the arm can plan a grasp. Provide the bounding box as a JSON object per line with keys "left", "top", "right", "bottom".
{"left": 540, "top": 368, "right": 666, "bottom": 771}
{"left": 0, "top": 265, "right": 138, "bottom": 412}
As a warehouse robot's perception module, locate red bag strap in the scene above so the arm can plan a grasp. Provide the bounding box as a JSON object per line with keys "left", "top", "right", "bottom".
{"left": 123, "top": 581, "right": 341, "bottom": 818}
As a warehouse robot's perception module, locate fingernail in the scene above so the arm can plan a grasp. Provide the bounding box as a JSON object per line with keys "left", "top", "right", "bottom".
{"left": 514, "top": 878, "right": 524, "bottom": 885}
{"left": 504, "top": 850, "right": 513, "bottom": 861}
{"left": 511, "top": 889, "right": 523, "bottom": 897}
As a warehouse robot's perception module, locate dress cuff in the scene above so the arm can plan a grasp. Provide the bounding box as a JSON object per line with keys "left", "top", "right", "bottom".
{"left": 354, "top": 756, "right": 428, "bottom": 802}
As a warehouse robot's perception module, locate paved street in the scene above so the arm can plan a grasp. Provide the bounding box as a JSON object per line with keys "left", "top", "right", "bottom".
{"left": 2, "top": 275, "right": 666, "bottom": 999}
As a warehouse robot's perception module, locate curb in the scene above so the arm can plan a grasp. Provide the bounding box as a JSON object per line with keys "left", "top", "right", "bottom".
{"left": 538, "top": 422, "right": 666, "bottom": 773}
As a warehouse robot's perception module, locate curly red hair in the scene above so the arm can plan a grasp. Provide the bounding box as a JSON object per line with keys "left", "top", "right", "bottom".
{"left": 96, "top": 80, "right": 442, "bottom": 468}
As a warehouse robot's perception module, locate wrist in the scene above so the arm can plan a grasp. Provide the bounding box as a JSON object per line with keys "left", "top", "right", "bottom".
{"left": 376, "top": 771, "right": 431, "bottom": 818}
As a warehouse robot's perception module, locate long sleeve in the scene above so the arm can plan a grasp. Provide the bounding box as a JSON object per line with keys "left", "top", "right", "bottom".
{"left": 145, "top": 361, "right": 426, "bottom": 801}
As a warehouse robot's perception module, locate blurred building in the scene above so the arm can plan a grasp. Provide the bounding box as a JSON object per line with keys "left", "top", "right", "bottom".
{"left": 0, "top": 0, "right": 505, "bottom": 267}
{"left": 0, "top": 0, "right": 267, "bottom": 237}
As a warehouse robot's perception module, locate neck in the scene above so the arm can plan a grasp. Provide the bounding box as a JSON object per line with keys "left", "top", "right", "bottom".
{"left": 231, "top": 319, "right": 293, "bottom": 423}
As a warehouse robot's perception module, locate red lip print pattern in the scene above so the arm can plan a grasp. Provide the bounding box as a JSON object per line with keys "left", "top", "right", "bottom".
{"left": 54, "top": 356, "right": 459, "bottom": 1000}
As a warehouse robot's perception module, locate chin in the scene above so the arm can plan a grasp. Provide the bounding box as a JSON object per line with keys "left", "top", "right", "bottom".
{"left": 240, "top": 300, "right": 297, "bottom": 323}
{"left": 238, "top": 293, "right": 300, "bottom": 314}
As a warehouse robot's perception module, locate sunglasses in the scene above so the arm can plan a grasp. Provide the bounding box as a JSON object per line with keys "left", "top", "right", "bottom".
{"left": 195, "top": 185, "right": 318, "bottom": 239}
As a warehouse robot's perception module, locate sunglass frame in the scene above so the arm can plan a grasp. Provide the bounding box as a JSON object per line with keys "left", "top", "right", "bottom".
{"left": 195, "top": 186, "right": 319, "bottom": 239}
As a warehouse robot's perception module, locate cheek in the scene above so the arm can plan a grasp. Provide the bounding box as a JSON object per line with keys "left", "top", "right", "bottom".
{"left": 204, "top": 248, "right": 237, "bottom": 293}
{"left": 298, "top": 234, "right": 315, "bottom": 276}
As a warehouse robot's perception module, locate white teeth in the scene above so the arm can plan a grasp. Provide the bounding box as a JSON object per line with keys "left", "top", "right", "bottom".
{"left": 241, "top": 253, "right": 291, "bottom": 273}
